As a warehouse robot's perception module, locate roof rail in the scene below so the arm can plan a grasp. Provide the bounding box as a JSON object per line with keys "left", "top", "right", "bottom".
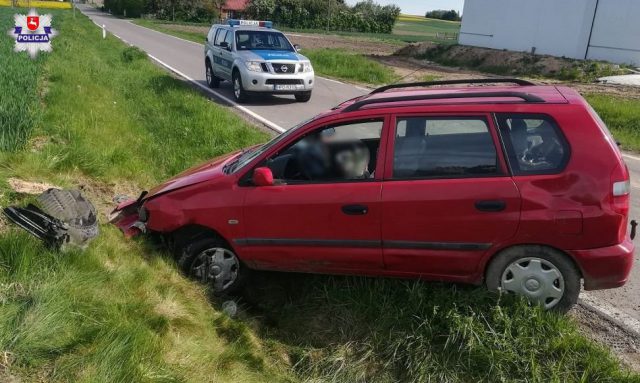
{"left": 342, "top": 91, "right": 545, "bottom": 113}
{"left": 370, "top": 78, "right": 536, "bottom": 95}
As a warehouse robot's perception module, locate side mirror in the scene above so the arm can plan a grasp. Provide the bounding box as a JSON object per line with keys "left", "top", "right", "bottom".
{"left": 252, "top": 167, "right": 274, "bottom": 187}
{"left": 205, "top": 37, "right": 208, "bottom": 42}
{"left": 220, "top": 41, "right": 230, "bottom": 50}
{"left": 293, "top": 44, "right": 301, "bottom": 51}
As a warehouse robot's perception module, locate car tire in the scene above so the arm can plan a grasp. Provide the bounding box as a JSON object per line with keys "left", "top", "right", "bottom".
{"left": 295, "top": 91, "right": 312, "bottom": 102}
{"left": 486, "top": 245, "right": 580, "bottom": 313}
{"left": 232, "top": 71, "right": 248, "bottom": 102}
{"left": 178, "top": 236, "right": 246, "bottom": 295}
{"left": 205, "top": 60, "right": 220, "bottom": 88}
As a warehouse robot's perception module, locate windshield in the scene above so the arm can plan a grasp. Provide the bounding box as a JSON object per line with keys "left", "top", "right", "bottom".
{"left": 235, "top": 31, "right": 294, "bottom": 51}
{"left": 227, "top": 117, "right": 316, "bottom": 174}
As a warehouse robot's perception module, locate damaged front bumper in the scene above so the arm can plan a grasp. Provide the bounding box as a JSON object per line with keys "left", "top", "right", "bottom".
{"left": 108, "top": 193, "right": 147, "bottom": 238}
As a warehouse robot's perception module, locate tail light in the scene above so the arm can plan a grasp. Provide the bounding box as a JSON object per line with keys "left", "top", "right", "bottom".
{"left": 611, "top": 162, "right": 630, "bottom": 241}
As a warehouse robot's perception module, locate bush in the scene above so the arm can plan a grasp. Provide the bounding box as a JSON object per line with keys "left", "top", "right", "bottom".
{"left": 104, "top": 0, "right": 218, "bottom": 22}
{"left": 103, "top": 0, "right": 145, "bottom": 17}
{"left": 246, "top": 0, "right": 400, "bottom": 34}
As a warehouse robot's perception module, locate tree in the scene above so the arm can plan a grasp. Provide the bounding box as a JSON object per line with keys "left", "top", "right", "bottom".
{"left": 425, "top": 9, "right": 461, "bottom": 21}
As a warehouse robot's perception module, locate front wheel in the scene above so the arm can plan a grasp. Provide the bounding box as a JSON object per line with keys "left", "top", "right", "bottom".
{"left": 232, "top": 71, "right": 249, "bottom": 102}
{"left": 486, "top": 246, "right": 580, "bottom": 312}
{"left": 178, "top": 237, "right": 246, "bottom": 294}
{"left": 295, "top": 91, "right": 312, "bottom": 102}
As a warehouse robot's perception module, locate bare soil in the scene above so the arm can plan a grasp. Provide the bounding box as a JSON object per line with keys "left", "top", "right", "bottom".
{"left": 572, "top": 304, "right": 640, "bottom": 373}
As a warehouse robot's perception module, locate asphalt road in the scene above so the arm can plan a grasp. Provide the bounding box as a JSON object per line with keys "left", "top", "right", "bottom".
{"left": 79, "top": 5, "right": 639, "bottom": 323}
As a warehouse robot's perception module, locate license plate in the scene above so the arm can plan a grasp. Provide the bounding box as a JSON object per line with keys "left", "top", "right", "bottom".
{"left": 274, "top": 84, "right": 299, "bottom": 91}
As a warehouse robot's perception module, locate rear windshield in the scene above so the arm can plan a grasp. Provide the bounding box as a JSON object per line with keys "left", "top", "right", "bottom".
{"left": 235, "top": 31, "right": 293, "bottom": 51}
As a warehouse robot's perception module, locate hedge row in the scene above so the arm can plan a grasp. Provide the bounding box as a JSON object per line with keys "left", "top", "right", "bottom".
{"left": 103, "top": 0, "right": 217, "bottom": 22}
{"left": 247, "top": 0, "right": 400, "bottom": 34}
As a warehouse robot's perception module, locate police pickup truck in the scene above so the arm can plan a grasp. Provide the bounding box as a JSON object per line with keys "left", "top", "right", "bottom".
{"left": 205, "top": 20, "right": 314, "bottom": 103}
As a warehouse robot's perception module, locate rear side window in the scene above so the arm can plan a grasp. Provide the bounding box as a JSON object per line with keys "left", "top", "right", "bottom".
{"left": 214, "top": 29, "right": 228, "bottom": 47}
{"left": 393, "top": 116, "right": 499, "bottom": 179}
{"left": 496, "top": 114, "right": 569, "bottom": 175}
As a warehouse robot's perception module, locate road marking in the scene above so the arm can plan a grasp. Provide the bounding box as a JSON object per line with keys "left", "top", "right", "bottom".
{"left": 581, "top": 292, "right": 640, "bottom": 337}
{"left": 623, "top": 153, "right": 640, "bottom": 161}
{"left": 146, "top": 54, "right": 286, "bottom": 133}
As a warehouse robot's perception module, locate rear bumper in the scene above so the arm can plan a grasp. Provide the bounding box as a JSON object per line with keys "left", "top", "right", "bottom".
{"left": 571, "top": 238, "right": 634, "bottom": 290}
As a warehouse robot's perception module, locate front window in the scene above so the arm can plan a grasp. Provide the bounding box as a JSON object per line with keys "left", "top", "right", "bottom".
{"left": 393, "top": 116, "right": 499, "bottom": 179}
{"left": 260, "top": 118, "right": 384, "bottom": 183}
{"left": 236, "top": 31, "right": 294, "bottom": 51}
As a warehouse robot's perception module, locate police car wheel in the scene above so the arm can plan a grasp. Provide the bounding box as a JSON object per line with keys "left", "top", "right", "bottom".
{"left": 232, "top": 71, "right": 248, "bottom": 102}
{"left": 295, "top": 91, "right": 312, "bottom": 103}
{"left": 205, "top": 61, "right": 220, "bottom": 88}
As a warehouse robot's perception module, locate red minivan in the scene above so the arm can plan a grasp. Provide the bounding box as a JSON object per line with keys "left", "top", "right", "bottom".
{"left": 110, "top": 79, "right": 634, "bottom": 312}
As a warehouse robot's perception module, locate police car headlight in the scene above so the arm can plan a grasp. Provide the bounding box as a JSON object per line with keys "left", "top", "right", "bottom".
{"left": 245, "top": 61, "right": 263, "bottom": 72}
{"left": 301, "top": 62, "right": 313, "bottom": 73}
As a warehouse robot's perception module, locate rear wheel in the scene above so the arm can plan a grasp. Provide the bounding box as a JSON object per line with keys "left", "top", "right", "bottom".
{"left": 205, "top": 60, "right": 220, "bottom": 88}
{"left": 232, "top": 71, "right": 248, "bottom": 102}
{"left": 486, "top": 246, "right": 580, "bottom": 312}
{"left": 178, "top": 237, "right": 246, "bottom": 294}
{"left": 295, "top": 91, "right": 312, "bottom": 102}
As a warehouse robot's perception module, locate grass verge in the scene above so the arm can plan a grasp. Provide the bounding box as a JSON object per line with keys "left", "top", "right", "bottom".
{"left": 304, "top": 48, "right": 399, "bottom": 85}
{"left": 0, "top": 7, "right": 639, "bottom": 383}
{"left": 586, "top": 94, "right": 640, "bottom": 152}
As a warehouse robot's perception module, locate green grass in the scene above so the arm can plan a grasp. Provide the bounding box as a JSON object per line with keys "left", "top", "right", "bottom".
{"left": 587, "top": 94, "right": 640, "bottom": 152}
{"left": 134, "top": 19, "right": 207, "bottom": 44}
{"left": 1, "top": 6, "right": 640, "bottom": 383}
{"left": 248, "top": 274, "right": 639, "bottom": 382}
{"left": 0, "top": 11, "right": 46, "bottom": 151}
{"left": 304, "top": 48, "right": 399, "bottom": 85}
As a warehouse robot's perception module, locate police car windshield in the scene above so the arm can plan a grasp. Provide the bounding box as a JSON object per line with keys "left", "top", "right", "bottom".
{"left": 236, "top": 31, "right": 294, "bottom": 51}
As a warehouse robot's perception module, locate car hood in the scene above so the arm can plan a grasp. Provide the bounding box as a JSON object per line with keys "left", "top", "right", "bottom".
{"left": 145, "top": 150, "right": 241, "bottom": 199}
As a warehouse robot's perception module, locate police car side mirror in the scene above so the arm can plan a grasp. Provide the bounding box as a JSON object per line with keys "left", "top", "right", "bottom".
{"left": 294, "top": 44, "right": 301, "bottom": 51}
{"left": 220, "top": 41, "right": 231, "bottom": 50}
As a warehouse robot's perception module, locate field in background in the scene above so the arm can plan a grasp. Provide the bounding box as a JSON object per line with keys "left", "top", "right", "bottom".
{"left": 0, "top": 0, "right": 72, "bottom": 8}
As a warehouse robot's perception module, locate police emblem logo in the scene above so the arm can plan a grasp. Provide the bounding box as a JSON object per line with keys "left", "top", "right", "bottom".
{"left": 9, "top": 9, "right": 57, "bottom": 58}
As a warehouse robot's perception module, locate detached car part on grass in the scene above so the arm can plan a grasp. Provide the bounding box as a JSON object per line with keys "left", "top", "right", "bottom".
{"left": 3, "top": 189, "right": 99, "bottom": 250}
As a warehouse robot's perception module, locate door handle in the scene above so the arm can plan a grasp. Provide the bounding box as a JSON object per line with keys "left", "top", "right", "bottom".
{"left": 475, "top": 200, "right": 506, "bottom": 212}
{"left": 342, "top": 204, "right": 368, "bottom": 215}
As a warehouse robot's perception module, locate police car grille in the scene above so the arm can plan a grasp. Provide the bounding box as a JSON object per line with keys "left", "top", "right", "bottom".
{"left": 272, "top": 63, "right": 297, "bottom": 74}
{"left": 266, "top": 79, "right": 304, "bottom": 85}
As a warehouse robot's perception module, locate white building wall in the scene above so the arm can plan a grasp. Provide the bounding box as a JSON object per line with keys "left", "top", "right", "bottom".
{"left": 459, "top": 0, "right": 640, "bottom": 65}
{"left": 587, "top": 0, "right": 640, "bottom": 65}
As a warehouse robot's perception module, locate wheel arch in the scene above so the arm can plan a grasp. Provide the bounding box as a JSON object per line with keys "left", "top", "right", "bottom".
{"left": 169, "top": 224, "right": 236, "bottom": 256}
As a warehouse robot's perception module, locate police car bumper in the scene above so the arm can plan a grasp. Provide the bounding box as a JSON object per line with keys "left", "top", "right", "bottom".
{"left": 240, "top": 69, "right": 315, "bottom": 93}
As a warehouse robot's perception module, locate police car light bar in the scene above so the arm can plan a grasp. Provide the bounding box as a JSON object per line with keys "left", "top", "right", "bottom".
{"left": 228, "top": 19, "right": 273, "bottom": 28}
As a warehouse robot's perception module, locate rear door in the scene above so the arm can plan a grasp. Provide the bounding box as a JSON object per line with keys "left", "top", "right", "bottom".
{"left": 381, "top": 113, "right": 521, "bottom": 279}
{"left": 212, "top": 28, "right": 231, "bottom": 79}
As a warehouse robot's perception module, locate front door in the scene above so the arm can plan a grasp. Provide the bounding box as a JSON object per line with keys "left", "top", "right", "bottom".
{"left": 240, "top": 117, "right": 388, "bottom": 272}
{"left": 381, "top": 114, "right": 521, "bottom": 279}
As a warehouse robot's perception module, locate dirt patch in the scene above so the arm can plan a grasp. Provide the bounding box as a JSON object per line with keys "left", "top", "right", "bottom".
{"left": 396, "top": 43, "right": 628, "bottom": 80}
{"left": 68, "top": 176, "right": 140, "bottom": 222}
{"left": 7, "top": 178, "right": 59, "bottom": 195}
{"left": 572, "top": 304, "right": 640, "bottom": 372}
{"left": 372, "top": 54, "right": 640, "bottom": 99}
